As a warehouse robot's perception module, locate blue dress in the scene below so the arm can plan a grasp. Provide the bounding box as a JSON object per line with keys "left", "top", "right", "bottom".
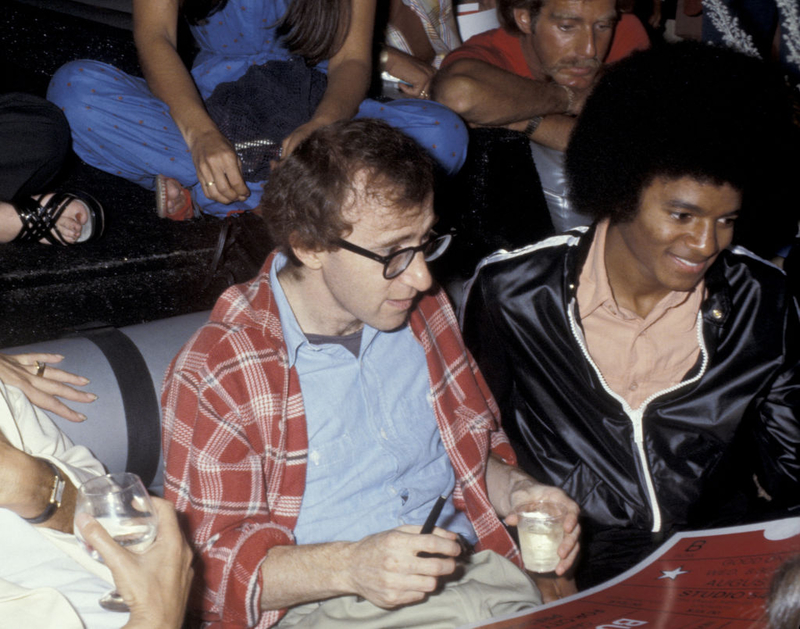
{"left": 48, "top": 0, "right": 467, "bottom": 217}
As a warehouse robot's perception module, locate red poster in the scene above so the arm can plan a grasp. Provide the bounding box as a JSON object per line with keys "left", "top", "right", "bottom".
{"left": 466, "top": 518, "right": 800, "bottom": 629}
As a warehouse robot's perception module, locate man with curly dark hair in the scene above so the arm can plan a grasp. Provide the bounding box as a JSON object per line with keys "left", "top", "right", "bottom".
{"left": 162, "top": 119, "right": 580, "bottom": 628}
{"left": 462, "top": 42, "right": 800, "bottom": 589}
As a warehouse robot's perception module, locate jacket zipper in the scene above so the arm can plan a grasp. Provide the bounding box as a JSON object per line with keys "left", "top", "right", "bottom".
{"left": 567, "top": 300, "right": 709, "bottom": 532}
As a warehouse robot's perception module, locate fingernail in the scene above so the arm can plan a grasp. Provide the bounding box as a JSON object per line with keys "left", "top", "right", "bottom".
{"left": 80, "top": 377, "right": 90, "bottom": 384}
{"left": 77, "top": 413, "right": 87, "bottom": 421}
{"left": 89, "top": 394, "right": 98, "bottom": 401}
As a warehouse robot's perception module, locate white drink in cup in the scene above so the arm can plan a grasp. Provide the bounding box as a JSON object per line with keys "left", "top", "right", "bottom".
{"left": 78, "top": 518, "right": 156, "bottom": 561}
{"left": 516, "top": 501, "right": 566, "bottom": 573}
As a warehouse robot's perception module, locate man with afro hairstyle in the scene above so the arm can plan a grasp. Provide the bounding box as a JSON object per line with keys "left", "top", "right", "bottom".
{"left": 462, "top": 41, "right": 800, "bottom": 589}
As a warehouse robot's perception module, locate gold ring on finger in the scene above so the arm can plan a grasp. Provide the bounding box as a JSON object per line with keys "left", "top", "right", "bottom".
{"left": 206, "top": 181, "right": 215, "bottom": 187}
{"left": 35, "top": 361, "right": 46, "bottom": 377}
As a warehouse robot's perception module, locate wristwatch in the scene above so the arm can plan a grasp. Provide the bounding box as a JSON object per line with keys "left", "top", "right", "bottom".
{"left": 524, "top": 116, "right": 544, "bottom": 138}
{"left": 23, "top": 458, "right": 65, "bottom": 524}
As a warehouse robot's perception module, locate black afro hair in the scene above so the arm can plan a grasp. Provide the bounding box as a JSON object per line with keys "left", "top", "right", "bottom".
{"left": 565, "top": 41, "right": 794, "bottom": 229}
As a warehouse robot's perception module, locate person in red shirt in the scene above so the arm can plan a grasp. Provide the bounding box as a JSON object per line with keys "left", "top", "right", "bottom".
{"left": 432, "top": 0, "right": 649, "bottom": 232}
{"left": 433, "top": 0, "right": 649, "bottom": 152}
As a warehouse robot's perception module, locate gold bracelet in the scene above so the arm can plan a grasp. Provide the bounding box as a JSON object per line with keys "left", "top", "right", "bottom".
{"left": 22, "top": 458, "right": 65, "bottom": 524}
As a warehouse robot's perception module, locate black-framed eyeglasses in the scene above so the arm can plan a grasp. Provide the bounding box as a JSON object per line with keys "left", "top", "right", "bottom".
{"left": 334, "top": 232, "right": 453, "bottom": 279}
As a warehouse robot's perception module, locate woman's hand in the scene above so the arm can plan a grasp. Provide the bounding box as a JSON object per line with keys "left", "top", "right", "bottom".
{"left": 134, "top": 0, "right": 249, "bottom": 207}
{"left": 275, "top": 0, "right": 373, "bottom": 164}
{"left": 386, "top": 48, "right": 436, "bottom": 99}
{"left": 0, "top": 353, "right": 95, "bottom": 422}
{"left": 279, "top": 117, "right": 331, "bottom": 161}
{"left": 187, "top": 127, "right": 250, "bottom": 205}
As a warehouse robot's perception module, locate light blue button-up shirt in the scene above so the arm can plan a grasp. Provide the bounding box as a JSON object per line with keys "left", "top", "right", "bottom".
{"left": 269, "top": 254, "right": 476, "bottom": 545}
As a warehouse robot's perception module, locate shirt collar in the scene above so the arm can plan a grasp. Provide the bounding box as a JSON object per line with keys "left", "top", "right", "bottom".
{"left": 270, "top": 253, "right": 382, "bottom": 367}
{"left": 578, "top": 219, "right": 701, "bottom": 323}
{"left": 270, "top": 253, "right": 308, "bottom": 368}
{"left": 578, "top": 219, "right": 616, "bottom": 318}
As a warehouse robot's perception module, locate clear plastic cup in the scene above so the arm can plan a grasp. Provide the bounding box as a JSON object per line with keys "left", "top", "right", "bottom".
{"left": 516, "top": 500, "right": 566, "bottom": 573}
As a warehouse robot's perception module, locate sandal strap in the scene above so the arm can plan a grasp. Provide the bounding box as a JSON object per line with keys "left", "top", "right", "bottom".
{"left": 11, "top": 190, "right": 104, "bottom": 245}
{"left": 12, "top": 193, "right": 72, "bottom": 245}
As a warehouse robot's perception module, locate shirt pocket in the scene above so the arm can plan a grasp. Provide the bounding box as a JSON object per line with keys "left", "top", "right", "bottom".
{"left": 306, "top": 431, "right": 356, "bottom": 471}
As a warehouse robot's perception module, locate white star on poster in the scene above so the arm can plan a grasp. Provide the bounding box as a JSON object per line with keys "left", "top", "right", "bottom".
{"left": 659, "top": 566, "right": 689, "bottom": 580}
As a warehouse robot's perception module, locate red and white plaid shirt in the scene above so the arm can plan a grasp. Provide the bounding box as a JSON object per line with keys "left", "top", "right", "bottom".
{"left": 162, "top": 253, "right": 521, "bottom": 628}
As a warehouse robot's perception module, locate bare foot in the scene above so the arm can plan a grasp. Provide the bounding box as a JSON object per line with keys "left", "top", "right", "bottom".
{"left": 42, "top": 193, "right": 89, "bottom": 243}
{"left": 0, "top": 194, "right": 89, "bottom": 244}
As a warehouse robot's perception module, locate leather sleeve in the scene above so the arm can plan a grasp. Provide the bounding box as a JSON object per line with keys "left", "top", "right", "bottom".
{"left": 461, "top": 269, "right": 514, "bottom": 418}
{"left": 753, "top": 293, "right": 800, "bottom": 510}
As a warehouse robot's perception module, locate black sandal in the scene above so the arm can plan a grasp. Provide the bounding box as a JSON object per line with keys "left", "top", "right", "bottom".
{"left": 12, "top": 189, "right": 104, "bottom": 245}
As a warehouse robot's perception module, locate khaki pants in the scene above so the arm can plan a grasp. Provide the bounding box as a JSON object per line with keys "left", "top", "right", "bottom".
{"left": 276, "top": 550, "right": 542, "bottom": 629}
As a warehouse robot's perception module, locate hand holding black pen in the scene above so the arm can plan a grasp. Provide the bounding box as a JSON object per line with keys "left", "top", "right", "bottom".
{"left": 348, "top": 494, "right": 461, "bottom": 607}
{"left": 418, "top": 494, "right": 448, "bottom": 558}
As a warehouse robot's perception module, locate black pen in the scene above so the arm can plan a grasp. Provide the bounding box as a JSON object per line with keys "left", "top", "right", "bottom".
{"left": 420, "top": 494, "right": 447, "bottom": 535}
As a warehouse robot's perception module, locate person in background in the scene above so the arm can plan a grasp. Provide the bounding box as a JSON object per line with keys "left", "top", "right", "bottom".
{"left": 379, "top": 0, "right": 461, "bottom": 98}
{"left": 0, "top": 349, "right": 192, "bottom": 628}
{"left": 0, "top": 93, "right": 102, "bottom": 245}
{"left": 432, "top": 0, "right": 649, "bottom": 231}
{"left": 48, "top": 0, "right": 468, "bottom": 220}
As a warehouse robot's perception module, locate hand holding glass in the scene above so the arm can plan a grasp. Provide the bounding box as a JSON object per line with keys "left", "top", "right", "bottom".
{"left": 74, "top": 472, "right": 159, "bottom": 611}
{"left": 516, "top": 501, "right": 566, "bottom": 573}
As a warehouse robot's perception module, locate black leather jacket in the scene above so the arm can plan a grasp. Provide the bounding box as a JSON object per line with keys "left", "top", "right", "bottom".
{"left": 462, "top": 225, "right": 800, "bottom": 539}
